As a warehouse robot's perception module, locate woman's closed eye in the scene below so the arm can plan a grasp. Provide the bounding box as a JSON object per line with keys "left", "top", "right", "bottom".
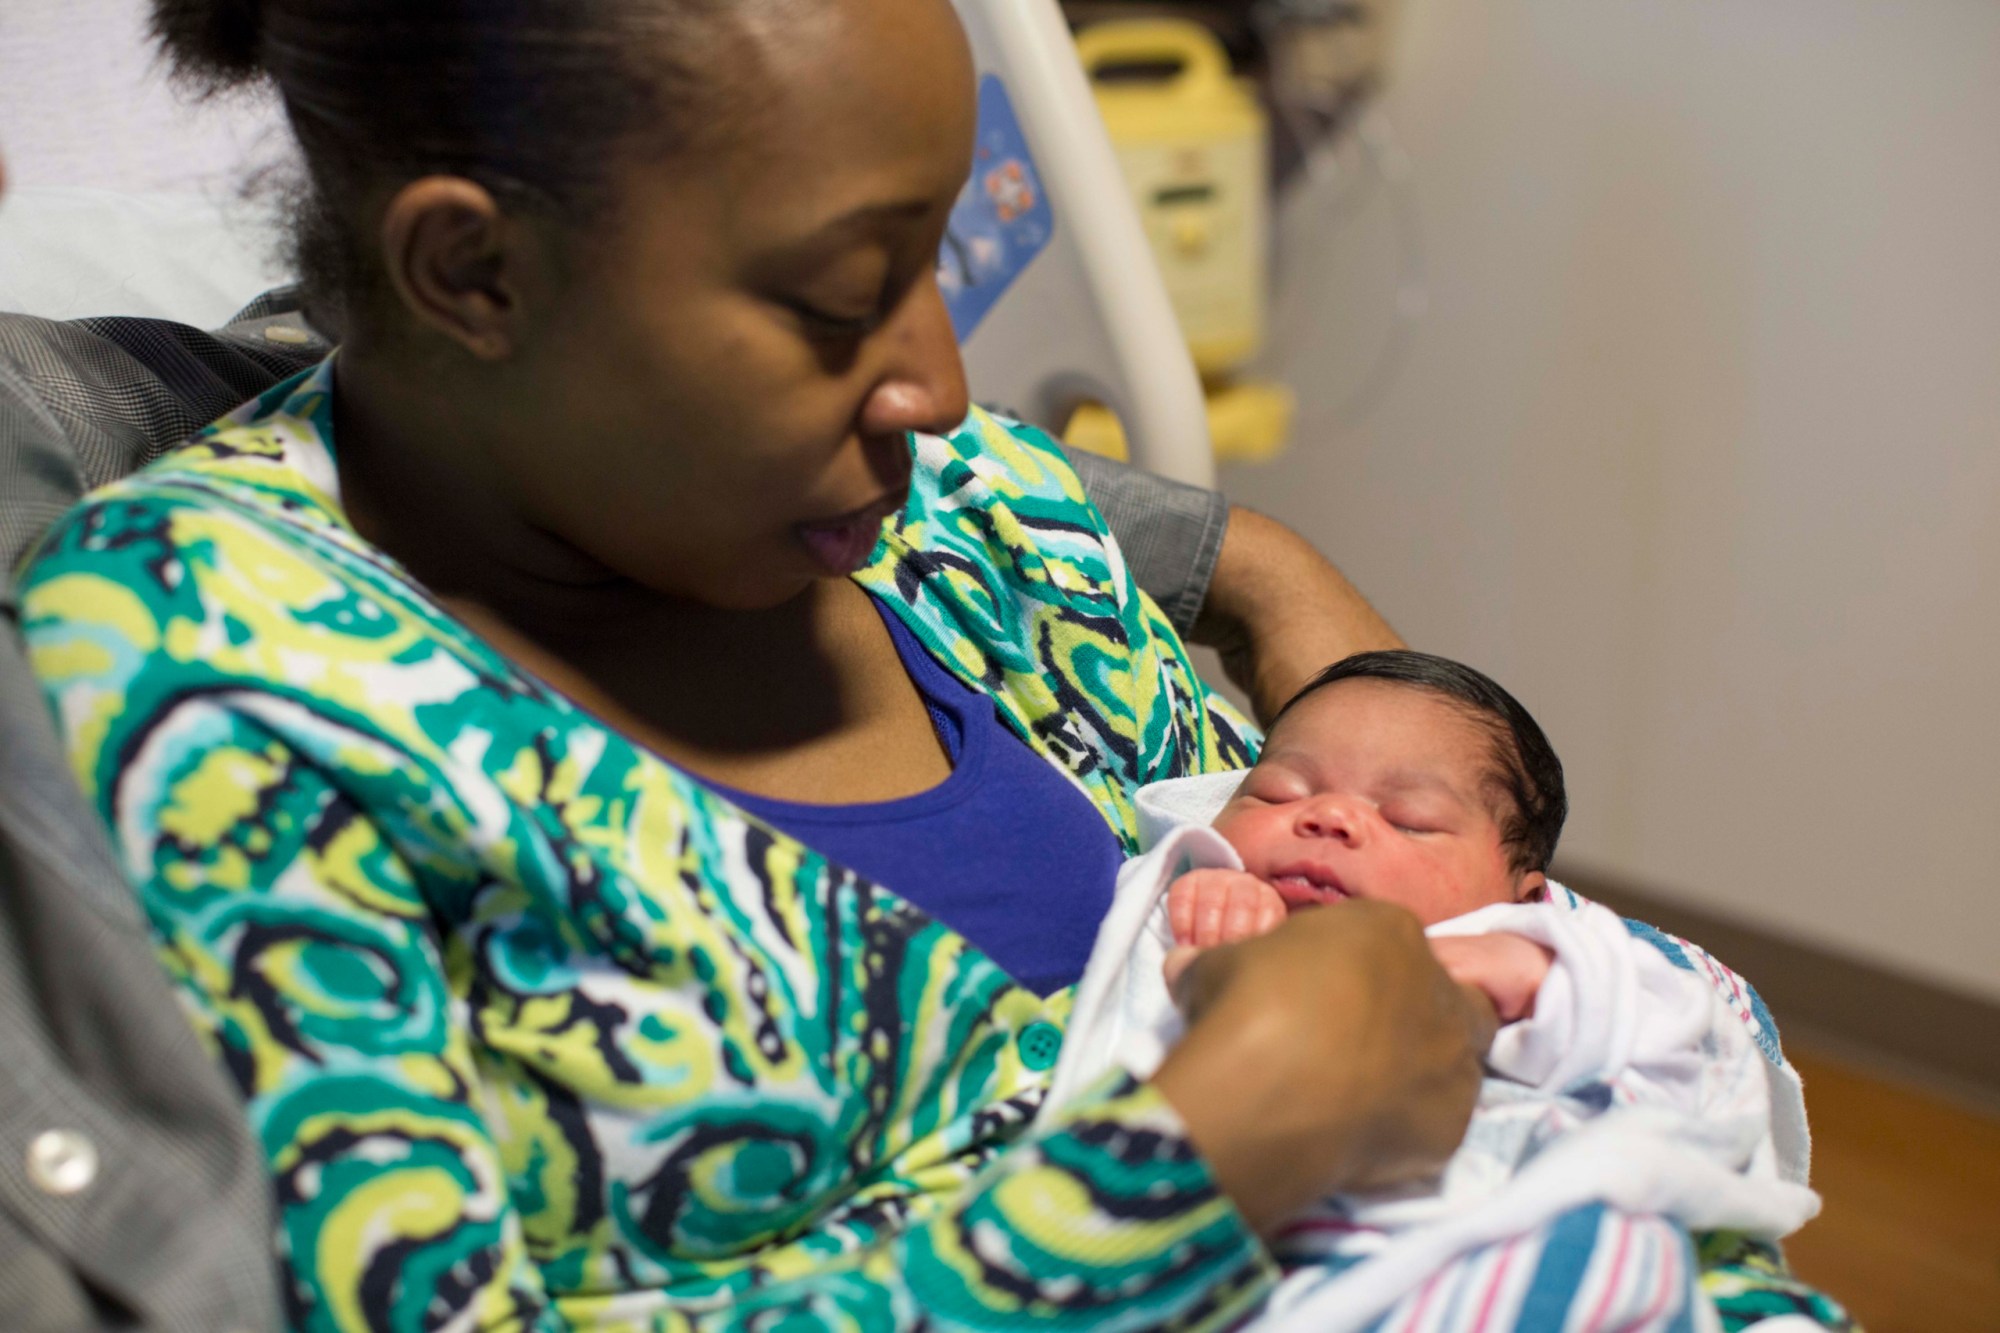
{"left": 785, "top": 298, "right": 885, "bottom": 340}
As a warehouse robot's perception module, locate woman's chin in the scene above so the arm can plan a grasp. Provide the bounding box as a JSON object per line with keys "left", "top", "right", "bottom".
{"left": 625, "top": 563, "right": 825, "bottom": 615}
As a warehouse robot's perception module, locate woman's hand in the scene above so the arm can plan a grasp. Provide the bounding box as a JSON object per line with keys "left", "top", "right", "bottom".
{"left": 1428, "top": 933, "right": 1554, "bottom": 1025}
{"left": 1149, "top": 900, "right": 1496, "bottom": 1235}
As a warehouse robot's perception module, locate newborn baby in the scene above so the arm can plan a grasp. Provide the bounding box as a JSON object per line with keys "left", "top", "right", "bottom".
{"left": 1164, "top": 649, "right": 1566, "bottom": 1021}
{"left": 1048, "top": 651, "right": 1818, "bottom": 1332}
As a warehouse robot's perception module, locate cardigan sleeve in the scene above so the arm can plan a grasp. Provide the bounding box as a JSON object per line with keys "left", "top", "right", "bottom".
{"left": 15, "top": 678, "right": 561, "bottom": 1330}
{"left": 701, "top": 1070, "right": 1274, "bottom": 1330}
{"left": 28, "top": 694, "right": 1274, "bottom": 1331}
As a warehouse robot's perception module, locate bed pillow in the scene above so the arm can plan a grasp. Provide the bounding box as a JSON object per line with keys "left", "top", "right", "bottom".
{"left": 0, "top": 187, "right": 292, "bottom": 327}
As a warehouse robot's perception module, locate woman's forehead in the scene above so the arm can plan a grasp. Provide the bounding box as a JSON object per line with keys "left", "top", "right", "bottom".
{"left": 603, "top": 0, "right": 975, "bottom": 264}
{"left": 704, "top": 0, "right": 975, "bottom": 181}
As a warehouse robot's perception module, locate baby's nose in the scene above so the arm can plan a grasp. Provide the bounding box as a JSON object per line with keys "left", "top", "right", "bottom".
{"left": 1294, "top": 794, "right": 1366, "bottom": 842}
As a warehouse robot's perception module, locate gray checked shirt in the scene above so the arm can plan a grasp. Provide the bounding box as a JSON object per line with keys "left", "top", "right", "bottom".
{"left": 0, "top": 298, "right": 326, "bottom": 1332}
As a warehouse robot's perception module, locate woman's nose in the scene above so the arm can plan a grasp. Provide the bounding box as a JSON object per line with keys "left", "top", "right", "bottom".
{"left": 858, "top": 276, "right": 971, "bottom": 441}
{"left": 1294, "top": 795, "right": 1366, "bottom": 844}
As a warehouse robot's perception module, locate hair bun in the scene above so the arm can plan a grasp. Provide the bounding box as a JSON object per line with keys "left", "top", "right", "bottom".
{"left": 152, "top": 0, "right": 268, "bottom": 92}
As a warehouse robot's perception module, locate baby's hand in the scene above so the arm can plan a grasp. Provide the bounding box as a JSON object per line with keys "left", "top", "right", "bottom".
{"left": 1163, "top": 869, "right": 1287, "bottom": 991}
{"left": 1427, "top": 933, "right": 1554, "bottom": 1025}
{"left": 1167, "top": 868, "right": 1288, "bottom": 948}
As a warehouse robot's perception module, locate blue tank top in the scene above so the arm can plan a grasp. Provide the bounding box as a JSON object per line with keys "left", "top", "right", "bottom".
{"left": 714, "top": 597, "right": 1125, "bottom": 996}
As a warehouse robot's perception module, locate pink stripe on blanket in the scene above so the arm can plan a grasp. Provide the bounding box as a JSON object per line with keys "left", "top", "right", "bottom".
{"left": 1582, "top": 1213, "right": 1634, "bottom": 1329}
{"left": 1468, "top": 1236, "right": 1521, "bottom": 1333}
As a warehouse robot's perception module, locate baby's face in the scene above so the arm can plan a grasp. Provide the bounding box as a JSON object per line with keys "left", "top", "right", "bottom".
{"left": 1211, "top": 679, "right": 1543, "bottom": 926}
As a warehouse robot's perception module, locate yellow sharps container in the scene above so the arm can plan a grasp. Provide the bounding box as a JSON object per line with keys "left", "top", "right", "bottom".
{"left": 1077, "top": 18, "right": 1269, "bottom": 378}
{"left": 1069, "top": 19, "right": 1292, "bottom": 464}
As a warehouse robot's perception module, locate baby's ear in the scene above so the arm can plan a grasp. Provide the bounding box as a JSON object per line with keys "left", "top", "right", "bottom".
{"left": 1518, "top": 871, "right": 1548, "bottom": 904}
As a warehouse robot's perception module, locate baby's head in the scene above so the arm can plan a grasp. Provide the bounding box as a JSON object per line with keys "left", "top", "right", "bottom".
{"left": 1212, "top": 651, "right": 1567, "bottom": 926}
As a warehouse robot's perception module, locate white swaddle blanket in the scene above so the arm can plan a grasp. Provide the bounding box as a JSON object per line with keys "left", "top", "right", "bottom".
{"left": 1045, "top": 772, "right": 1820, "bottom": 1332}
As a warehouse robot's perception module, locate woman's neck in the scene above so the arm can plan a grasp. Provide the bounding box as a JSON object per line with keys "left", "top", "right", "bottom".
{"left": 437, "top": 573, "right": 950, "bottom": 803}
{"left": 333, "top": 340, "right": 650, "bottom": 634}
{"left": 328, "top": 342, "right": 946, "bottom": 799}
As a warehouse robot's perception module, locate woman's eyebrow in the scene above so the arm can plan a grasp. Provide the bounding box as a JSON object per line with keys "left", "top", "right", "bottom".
{"left": 751, "top": 200, "right": 936, "bottom": 278}
{"left": 794, "top": 198, "right": 935, "bottom": 248}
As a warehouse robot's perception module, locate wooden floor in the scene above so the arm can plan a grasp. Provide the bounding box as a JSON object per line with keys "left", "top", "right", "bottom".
{"left": 1783, "top": 1048, "right": 2000, "bottom": 1331}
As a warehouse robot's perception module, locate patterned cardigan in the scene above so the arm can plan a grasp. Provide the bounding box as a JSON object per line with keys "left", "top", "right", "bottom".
{"left": 18, "top": 360, "right": 1848, "bottom": 1332}
{"left": 19, "top": 359, "right": 1270, "bottom": 1331}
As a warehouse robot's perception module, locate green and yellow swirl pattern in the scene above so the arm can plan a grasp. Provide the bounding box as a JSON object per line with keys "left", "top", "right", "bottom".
{"left": 19, "top": 360, "right": 1835, "bottom": 1330}
{"left": 20, "top": 360, "right": 1266, "bottom": 1331}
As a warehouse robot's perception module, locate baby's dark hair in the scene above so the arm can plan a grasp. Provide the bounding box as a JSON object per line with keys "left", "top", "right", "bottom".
{"left": 1272, "top": 650, "right": 1567, "bottom": 875}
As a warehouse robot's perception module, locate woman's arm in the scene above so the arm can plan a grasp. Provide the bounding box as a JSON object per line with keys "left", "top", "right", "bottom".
{"left": 1060, "top": 447, "right": 1401, "bottom": 727}
{"left": 27, "top": 701, "right": 1483, "bottom": 1332}
{"left": 22, "top": 625, "right": 1255, "bottom": 1329}
{"left": 21, "top": 493, "right": 1482, "bottom": 1333}
{"left": 1191, "top": 505, "right": 1403, "bottom": 726}
{"left": 46, "top": 701, "right": 561, "bottom": 1332}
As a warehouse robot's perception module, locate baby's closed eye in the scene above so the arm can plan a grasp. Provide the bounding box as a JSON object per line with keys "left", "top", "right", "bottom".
{"left": 1380, "top": 798, "right": 1459, "bottom": 835}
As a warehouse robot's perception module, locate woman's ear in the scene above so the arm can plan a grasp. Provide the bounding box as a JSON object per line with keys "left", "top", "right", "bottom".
{"left": 1518, "top": 871, "right": 1548, "bottom": 904}
{"left": 378, "top": 177, "right": 539, "bottom": 360}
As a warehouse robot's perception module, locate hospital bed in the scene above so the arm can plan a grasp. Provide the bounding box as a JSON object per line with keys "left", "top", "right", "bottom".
{"left": 948, "top": 0, "right": 1215, "bottom": 485}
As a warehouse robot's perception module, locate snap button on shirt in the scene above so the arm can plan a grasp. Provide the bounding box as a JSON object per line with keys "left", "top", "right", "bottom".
{"left": 26, "top": 1129, "right": 98, "bottom": 1196}
{"left": 1017, "top": 1022, "right": 1063, "bottom": 1072}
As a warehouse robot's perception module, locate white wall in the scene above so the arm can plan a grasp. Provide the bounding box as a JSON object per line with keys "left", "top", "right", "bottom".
{"left": 0, "top": 0, "right": 279, "bottom": 193}
{"left": 1225, "top": 0, "right": 2000, "bottom": 1000}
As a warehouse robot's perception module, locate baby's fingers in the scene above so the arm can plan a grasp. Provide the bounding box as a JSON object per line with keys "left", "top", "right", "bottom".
{"left": 1427, "top": 934, "right": 1551, "bottom": 1025}
{"left": 1247, "top": 886, "right": 1287, "bottom": 937}
{"left": 1168, "top": 870, "right": 1286, "bottom": 946}
{"left": 1163, "top": 944, "right": 1204, "bottom": 993}
{"left": 1168, "top": 877, "right": 1199, "bottom": 945}
{"left": 1168, "top": 871, "right": 1237, "bottom": 946}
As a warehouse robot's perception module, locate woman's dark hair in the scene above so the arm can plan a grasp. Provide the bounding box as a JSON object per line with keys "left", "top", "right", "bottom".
{"left": 150, "top": 0, "right": 735, "bottom": 323}
{"left": 1272, "top": 650, "right": 1568, "bottom": 874}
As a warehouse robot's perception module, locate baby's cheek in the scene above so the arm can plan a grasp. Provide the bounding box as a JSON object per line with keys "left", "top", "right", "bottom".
{"left": 1208, "top": 807, "right": 1254, "bottom": 855}
{"left": 1431, "top": 857, "right": 1518, "bottom": 921}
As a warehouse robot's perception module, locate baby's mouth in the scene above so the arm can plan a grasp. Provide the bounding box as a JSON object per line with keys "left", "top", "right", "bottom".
{"left": 1270, "top": 873, "right": 1352, "bottom": 911}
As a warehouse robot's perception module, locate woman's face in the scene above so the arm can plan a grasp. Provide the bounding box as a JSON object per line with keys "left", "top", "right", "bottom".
{"left": 500, "top": 0, "right": 977, "bottom": 610}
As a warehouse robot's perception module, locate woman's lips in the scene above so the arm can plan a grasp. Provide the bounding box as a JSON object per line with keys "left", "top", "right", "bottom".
{"left": 1270, "top": 873, "right": 1352, "bottom": 911}
{"left": 795, "top": 491, "right": 908, "bottom": 575}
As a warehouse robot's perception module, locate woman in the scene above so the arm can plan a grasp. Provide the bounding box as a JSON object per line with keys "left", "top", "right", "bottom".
{"left": 16, "top": 1, "right": 1832, "bottom": 1329}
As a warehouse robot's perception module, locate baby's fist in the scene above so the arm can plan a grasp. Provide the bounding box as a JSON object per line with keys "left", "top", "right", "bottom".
{"left": 1427, "top": 933, "right": 1553, "bottom": 1025}
{"left": 1167, "top": 869, "right": 1288, "bottom": 949}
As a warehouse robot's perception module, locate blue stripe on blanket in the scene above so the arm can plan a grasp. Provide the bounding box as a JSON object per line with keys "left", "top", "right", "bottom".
{"left": 1622, "top": 918, "right": 1786, "bottom": 1067}
{"left": 1621, "top": 917, "right": 1694, "bottom": 971}
{"left": 1516, "top": 1203, "right": 1606, "bottom": 1328}
{"left": 1740, "top": 981, "right": 1784, "bottom": 1064}
{"left": 1665, "top": 1225, "right": 1701, "bottom": 1333}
